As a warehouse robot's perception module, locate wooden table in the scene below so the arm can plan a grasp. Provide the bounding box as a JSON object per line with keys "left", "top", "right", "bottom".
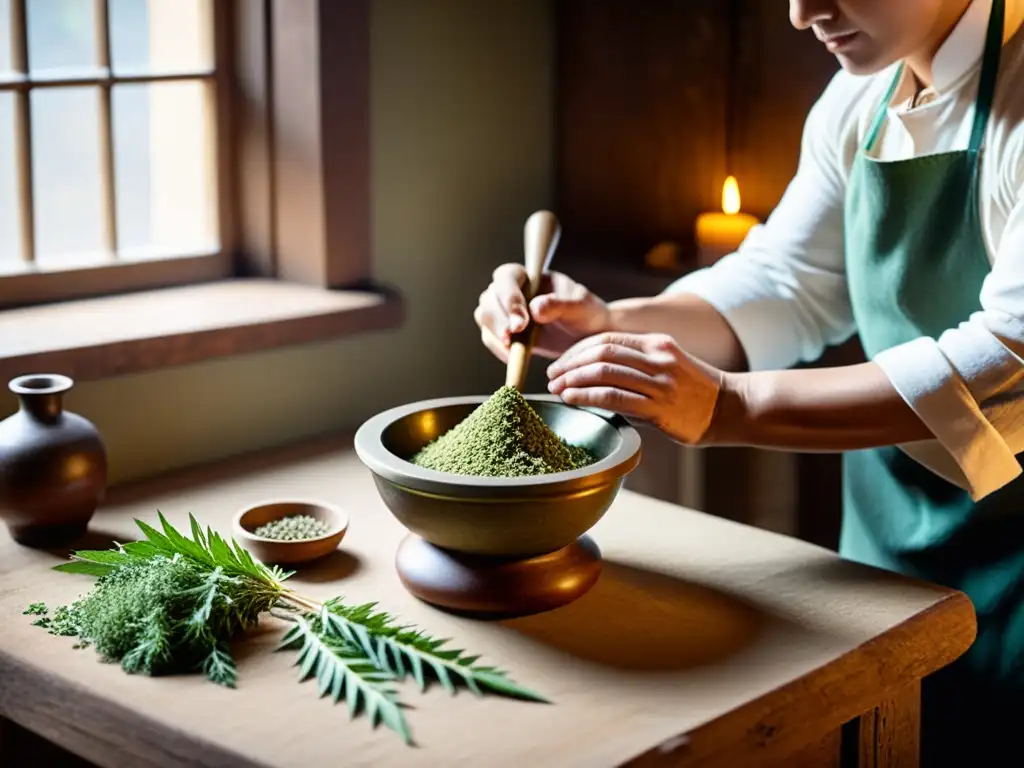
{"left": 0, "top": 435, "right": 976, "bottom": 767}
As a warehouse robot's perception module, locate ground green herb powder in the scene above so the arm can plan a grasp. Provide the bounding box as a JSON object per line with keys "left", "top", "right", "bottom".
{"left": 410, "top": 385, "right": 595, "bottom": 477}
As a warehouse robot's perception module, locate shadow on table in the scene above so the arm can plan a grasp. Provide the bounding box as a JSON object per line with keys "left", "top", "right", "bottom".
{"left": 42, "top": 528, "right": 125, "bottom": 559}
{"left": 293, "top": 549, "right": 364, "bottom": 583}
{"left": 502, "top": 560, "right": 767, "bottom": 671}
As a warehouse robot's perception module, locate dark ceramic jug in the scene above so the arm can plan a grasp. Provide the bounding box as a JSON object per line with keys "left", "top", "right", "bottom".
{"left": 0, "top": 374, "right": 108, "bottom": 547}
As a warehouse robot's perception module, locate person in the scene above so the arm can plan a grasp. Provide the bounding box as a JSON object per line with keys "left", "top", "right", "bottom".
{"left": 475, "top": 0, "right": 1024, "bottom": 762}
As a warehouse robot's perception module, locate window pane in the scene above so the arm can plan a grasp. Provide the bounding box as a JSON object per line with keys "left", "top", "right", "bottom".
{"left": 0, "top": 92, "right": 20, "bottom": 267}
{"left": 0, "top": 0, "right": 13, "bottom": 77}
{"left": 27, "top": 0, "right": 97, "bottom": 76}
{"left": 31, "top": 87, "right": 104, "bottom": 263}
{"left": 110, "top": 0, "right": 211, "bottom": 75}
{"left": 113, "top": 80, "right": 215, "bottom": 257}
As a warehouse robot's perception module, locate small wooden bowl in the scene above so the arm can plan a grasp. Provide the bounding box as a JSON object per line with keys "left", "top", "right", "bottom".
{"left": 231, "top": 499, "right": 348, "bottom": 565}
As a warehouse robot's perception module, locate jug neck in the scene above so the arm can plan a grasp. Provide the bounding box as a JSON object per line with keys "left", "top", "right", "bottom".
{"left": 9, "top": 374, "right": 73, "bottom": 424}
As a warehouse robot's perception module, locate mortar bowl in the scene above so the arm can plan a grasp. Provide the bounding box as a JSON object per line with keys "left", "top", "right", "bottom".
{"left": 353, "top": 394, "right": 642, "bottom": 558}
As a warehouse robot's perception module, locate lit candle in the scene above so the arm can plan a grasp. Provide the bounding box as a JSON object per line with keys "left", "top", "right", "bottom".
{"left": 695, "top": 176, "right": 760, "bottom": 267}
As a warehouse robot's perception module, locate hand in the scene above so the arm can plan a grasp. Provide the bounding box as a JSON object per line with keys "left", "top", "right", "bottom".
{"left": 474, "top": 264, "right": 611, "bottom": 362}
{"left": 546, "top": 332, "right": 725, "bottom": 445}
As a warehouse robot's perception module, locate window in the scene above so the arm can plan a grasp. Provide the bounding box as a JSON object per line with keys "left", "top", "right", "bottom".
{"left": 0, "top": 0, "right": 232, "bottom": 308}
{"left": 0, "top": 0, "right": 399, "bottom": 385}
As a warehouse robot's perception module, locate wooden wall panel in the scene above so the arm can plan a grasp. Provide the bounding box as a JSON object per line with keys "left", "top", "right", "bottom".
{"left": 554, "top": 0, "right": 838, "bottom": 249}
{"left": 554, "top": 0, "right": 729, "bottom": 260}
{"left": 733, "top": 1, "right": 838, "bottom": 218}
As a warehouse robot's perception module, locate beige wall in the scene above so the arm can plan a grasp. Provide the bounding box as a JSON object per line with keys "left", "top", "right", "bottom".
{"left": 1, "top": 0, "right": 555, "bottom": 486}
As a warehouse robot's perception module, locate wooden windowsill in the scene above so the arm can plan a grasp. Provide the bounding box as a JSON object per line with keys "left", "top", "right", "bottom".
{"left": 0, "top": 279, "right": 405, "bottom": 383}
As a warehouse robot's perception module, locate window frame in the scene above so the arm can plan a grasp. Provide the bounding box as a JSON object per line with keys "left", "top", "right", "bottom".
{"left": 0, "top": 0, "right": 237, "bottom": 309}
{"left": 1, "top": 0, "right": 376, "bottom": 307}
{"left": 234, "top": 0, "right": 373, "bottom": 290}
{"left": 0, "top": 0, "right": 401, "bottom": 385}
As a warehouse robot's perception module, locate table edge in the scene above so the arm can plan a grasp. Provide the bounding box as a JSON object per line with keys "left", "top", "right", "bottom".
{"left": 0, "top": 650, "right": 271, "bottom": 768}
{"left": 622, "top": 589, "right": 977, "bottom": 767}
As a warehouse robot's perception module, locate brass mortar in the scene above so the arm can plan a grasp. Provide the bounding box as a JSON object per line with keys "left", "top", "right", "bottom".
{"left": 354, "top": 394, "right": 642, "bottom": 558}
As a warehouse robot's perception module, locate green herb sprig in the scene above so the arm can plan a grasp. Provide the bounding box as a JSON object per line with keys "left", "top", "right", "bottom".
{"left": 28, "top": 513, "right": 548, "bottom": 745}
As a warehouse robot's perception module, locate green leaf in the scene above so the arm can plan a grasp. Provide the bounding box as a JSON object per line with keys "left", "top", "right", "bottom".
{"left": 53, "top": 561, "right": 115, "bottom": 577}
{"left": 319, "top": 599, "right": 550, "bottom": 703}
{"left": 71, "top": 549, "right": 135, "bottom": 565}
{"left": 120, "top": 541, "right": 161, "bottom": 558}
{"left": 207, "top": 529, "right": 236, "bottom": 567}
{"left": 183, "top": 567, "right": 226, "bottom": 631}
{"left": 429, "top": 660, "right": 457, "bottom": 694}
{"left": 205, "top": 527, "right": 272, "bottom": 583}
{"left": 123, "top": 513, "right": 284, "bottom": 591}
{"left": 277, "top": 616, "right": 413, "bottom": 744}
{"left": 232, "top": 540, "right": 259, "bottom": 572}
{"left": 471, "top": 670, "right": 550, "bottom": 700}
{"left": 407, "top": 649, "right": 426, "bottom": 691}
{"left": 135, "top": 518, "right": 177, "bottom": 555}
{"left": 52, "top": 545, "right": 165, "bottom": 577}
{"left": 269, "top": 564, "right": 295, "bottom": 583}
{"left": 190, "top": 515, "right": 209, "bottom": 549}
{"left": 121, "top": 608, "right": 173, "bottom": 675}
{"left": 202, "top": 640, "right": 238, "bottom": 688}
{"left": 158, "top": 511, "right": 216, "bottom": 569}
{"left": 277, "top": 623, "right": 304, "bottom": 649}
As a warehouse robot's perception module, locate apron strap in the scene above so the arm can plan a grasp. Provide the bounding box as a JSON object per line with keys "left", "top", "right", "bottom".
{"left": 970, "top": 0, "right": 1006, "bottom": 155}
{"left": 863, "top": 0, "right": 1006, "bottom": 157}
{"left": 863, "top": 65, "right": 904, "bottom": 154}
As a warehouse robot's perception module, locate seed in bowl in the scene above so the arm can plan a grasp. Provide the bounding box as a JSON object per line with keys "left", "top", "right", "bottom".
{"left": 253, "top": 514, "right": 332, "bottom": 541}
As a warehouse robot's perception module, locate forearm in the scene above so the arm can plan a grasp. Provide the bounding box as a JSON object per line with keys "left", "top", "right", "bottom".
{"left": 711, "top": 362, "right": 934, "bottom": 451}
{"left": 606, "top": 293, "right": 749, "bottom": 372}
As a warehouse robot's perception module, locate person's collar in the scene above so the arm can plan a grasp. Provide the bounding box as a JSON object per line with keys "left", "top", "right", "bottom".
{"left": 929, "top": 0, "right": 993, "bottom": 94}
{"left": 891, "top": 0, "right": 1019, "bottom": 106}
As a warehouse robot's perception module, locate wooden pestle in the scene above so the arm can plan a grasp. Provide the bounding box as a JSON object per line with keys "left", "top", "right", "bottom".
{"left": 505, "top": 210, "right": 561, "bottom": 391}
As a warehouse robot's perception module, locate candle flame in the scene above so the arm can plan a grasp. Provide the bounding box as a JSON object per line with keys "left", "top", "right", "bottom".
{"left": 722, "top": 176, "right": 741, "bottom": 215}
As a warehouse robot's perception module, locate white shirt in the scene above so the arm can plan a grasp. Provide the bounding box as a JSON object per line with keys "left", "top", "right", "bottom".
{"left": 666, "top": 0, "right": 1024, "bottom": 501}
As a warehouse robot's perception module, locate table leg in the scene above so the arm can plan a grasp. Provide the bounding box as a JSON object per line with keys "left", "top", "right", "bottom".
{"left": 857, "top": 681, "right": 920, "bottom": 767}
{"left": 784, "top": 727, "right": 842, "bottom": 767}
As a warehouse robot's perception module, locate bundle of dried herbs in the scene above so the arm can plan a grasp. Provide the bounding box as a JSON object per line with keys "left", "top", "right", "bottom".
{"left": 26, "top": 513, "right": 546, "bottom": 744}
{"left": 410, "top": 385, "right": 595, "bottom": 477}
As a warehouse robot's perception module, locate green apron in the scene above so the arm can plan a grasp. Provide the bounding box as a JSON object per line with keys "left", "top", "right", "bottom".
{"left": 841, "top": 0, "right": 1024, "bottom": 761}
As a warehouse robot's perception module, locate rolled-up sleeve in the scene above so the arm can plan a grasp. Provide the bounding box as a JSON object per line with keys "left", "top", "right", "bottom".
{"left": 665, "top": 72, "right": 858, "bottom": 372}
{"left": 874, "top": 184, "right": 1024, "bottom": 500}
